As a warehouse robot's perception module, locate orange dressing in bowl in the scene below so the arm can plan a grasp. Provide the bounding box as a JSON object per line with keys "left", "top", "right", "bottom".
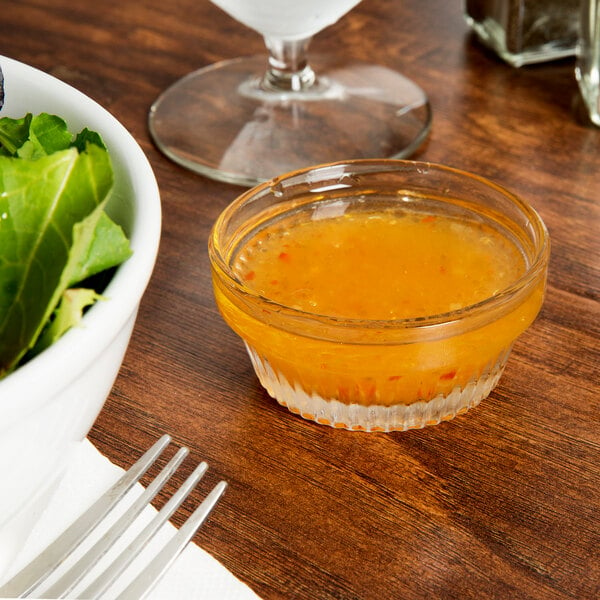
{"left": 233, "top": 210, "right": 524, "bottom": 320}
{"left": 213, "top": 201, "right": 545, "bottom": 412}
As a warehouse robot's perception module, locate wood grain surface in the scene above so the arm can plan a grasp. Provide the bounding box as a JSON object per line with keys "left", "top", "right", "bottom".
{"left": 1, "top": 1, "right": 598, "bottom": 598}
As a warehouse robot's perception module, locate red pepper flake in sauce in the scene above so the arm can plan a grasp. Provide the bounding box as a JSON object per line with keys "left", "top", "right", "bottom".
{"left": 440, "top": 369, "right": 457, "bottom": 381}
{"left": 422, "top": 215, "right": 437, "bottom": 223}
{"left": 244, "top": 271, "right": 256, "bottom": 281}
{"left": 278, "top": 252, "right": 291, "bottom": 262}
{"left": 388, "top": 375, "right": 403, "bottom": 381}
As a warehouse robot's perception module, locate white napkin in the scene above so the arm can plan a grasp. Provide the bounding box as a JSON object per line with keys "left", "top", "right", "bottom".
{"left": 3, "top": 439, "right": 261, "bottom": 599}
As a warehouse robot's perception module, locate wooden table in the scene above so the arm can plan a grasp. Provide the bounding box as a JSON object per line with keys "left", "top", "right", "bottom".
{"left": 3, "top": 1, "right": 598, "bottom": 598}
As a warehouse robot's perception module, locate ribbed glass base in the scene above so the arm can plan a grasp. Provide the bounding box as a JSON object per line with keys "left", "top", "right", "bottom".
{"left": 245, "top": 344, "right": 511, "bottom": 432}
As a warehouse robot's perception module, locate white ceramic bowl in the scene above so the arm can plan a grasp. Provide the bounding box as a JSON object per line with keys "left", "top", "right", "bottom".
{"left": 0, "top": 56, "right": 161, "bottom": 576}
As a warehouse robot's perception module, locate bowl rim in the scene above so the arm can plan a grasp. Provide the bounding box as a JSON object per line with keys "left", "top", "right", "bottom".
{"left": 209, "top": 158, "right": 549, "bottom": 335}
{"left": 0, "top": 55, "right": 161, "bottom": 407}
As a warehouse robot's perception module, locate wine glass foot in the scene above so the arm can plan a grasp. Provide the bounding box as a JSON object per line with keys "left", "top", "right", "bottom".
{"left": 149, "top": 55, "right": 432, "bottom": 186}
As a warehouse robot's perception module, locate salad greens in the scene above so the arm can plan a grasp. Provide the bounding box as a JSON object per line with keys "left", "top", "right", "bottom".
{"left": 0, "top": 113, "right": 132, "bottom": 378}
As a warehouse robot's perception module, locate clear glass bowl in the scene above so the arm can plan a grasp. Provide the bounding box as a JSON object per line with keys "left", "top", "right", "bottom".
{"left": 208, "top": 160, "right": 549, "bottom": 432}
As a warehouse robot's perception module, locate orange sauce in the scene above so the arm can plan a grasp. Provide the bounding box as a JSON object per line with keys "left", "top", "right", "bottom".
{"left": 234, "top": 211, "right": 524, "bottom": 319}
{"left": 213, "top": 206, "right": 545, "bottom": 406}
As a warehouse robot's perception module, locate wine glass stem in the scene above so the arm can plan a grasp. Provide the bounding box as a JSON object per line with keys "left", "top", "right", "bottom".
{"left": 262, "top": 37, "right": 316, "bottom": 92}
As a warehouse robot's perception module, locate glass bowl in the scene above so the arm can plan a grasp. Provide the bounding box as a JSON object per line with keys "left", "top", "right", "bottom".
{"left": 208, "top": 160, "right": 549, "bottom": 432}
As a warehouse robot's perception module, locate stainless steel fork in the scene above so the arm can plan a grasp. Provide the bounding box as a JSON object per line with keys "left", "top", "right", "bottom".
{"left": 0, "top": 434, "right": 227, "bottom": 599}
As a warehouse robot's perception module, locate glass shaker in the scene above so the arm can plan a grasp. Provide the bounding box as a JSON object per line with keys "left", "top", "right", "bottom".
{"left": 465, "top": 0, "right": 580, "bottom": 67}
{"left": 576, "top": 0, "right": 600, "bottom": 125}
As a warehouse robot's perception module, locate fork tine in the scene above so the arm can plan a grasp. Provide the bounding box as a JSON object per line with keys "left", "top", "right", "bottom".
{"left": 79, "top": 461, "right": 209, "bottom": 600}
{"left": 0, "top": 434, "right": 171, "bottom": 598}
{"left": 116, "top": 480, "right": 228, "bottom": 600}
{"left": 39, "top": 445, "right": 191, "bottom": 599}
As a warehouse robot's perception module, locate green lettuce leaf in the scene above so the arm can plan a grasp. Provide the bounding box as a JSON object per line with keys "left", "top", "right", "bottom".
{"left": 27, "top": 288, "right": 104, "bottom": 359}
{"left": 0, "top": 111, "right": 132, "bottom": 377}
{"left": 0, "top": 113, "right": 73, "bottom": 158}
{"left": 0, "top": 113, "right": 32, "bottom": 155}
{"left": 0, "top": 144, "right": 114, "bottom": 373}
{"left": 68, "top": 211, "right": 132, "bottom": 287}
{"left": 18, "top": 113, "right": 74, "bottom": 159}
{"left": 73, "top": 128, "right": 107, "bottom": 153}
